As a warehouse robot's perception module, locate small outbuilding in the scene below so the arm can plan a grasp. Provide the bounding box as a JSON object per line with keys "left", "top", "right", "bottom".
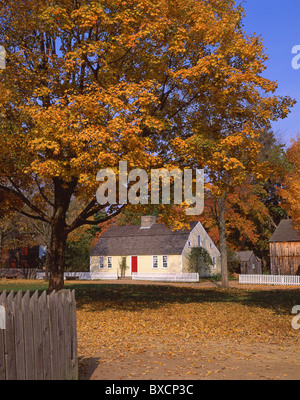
{"left": 269, "top": 219, "right": 300, "bottom": 275}
{"left": 235, "top": 251, "right": 262, "bottom": 275}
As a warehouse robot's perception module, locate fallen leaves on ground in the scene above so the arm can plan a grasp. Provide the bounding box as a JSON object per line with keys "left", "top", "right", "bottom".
{"left": 75, "top": 283, "right": 300, "bottom": 359}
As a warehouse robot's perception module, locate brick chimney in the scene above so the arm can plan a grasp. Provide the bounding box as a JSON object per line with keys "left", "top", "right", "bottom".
{"left": 140, "top": 215, "right": 157, "bottom": 228}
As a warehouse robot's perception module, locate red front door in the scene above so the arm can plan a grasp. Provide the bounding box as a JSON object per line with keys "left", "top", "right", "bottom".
{"left": 131, "top": 256, "right": 138, "bottom": 274}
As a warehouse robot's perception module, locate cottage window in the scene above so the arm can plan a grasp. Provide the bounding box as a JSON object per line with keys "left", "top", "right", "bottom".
{"left": 212, "top": 257, "right": 216, "bottom": 269}
{"left": 99, "top": 256, "right": 104, "bottom": 269}
{"left": 198, "top": 235, "right": 201, "bottom": 247}
{"left": 188, "top": 241, "right": 192, "bottom": 248}
{"left": 152, "top": 255, "right": 158, "bottom": 268}
{"left": 210, "top": 242, "right": 213, "bottom": 249}
{"left": 107, "top": 256, "right": 113, "bottom": 269}
{"left": 162, "top": 255, "right": 168, "bottom": 268}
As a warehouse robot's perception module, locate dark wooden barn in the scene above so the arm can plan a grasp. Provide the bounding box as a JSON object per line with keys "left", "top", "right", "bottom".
{"left": 269, "top": 219, "right": 300, "bottom": 275}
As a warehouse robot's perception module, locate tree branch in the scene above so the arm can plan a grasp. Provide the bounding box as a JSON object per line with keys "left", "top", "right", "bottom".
{"left": 66, "top": 203, "right": 125, "bottom": 234}
{"left": 0, "top": 181, "right": 50, "bottom": 223}
{"left": 34, "top": 174, "right": 54, "bottom": 208}
{"left": 11, "top": 207, "right": 49, "bottom": 223}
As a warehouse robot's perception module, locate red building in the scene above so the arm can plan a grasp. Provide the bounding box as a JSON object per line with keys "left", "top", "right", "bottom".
{"left": 1, "top": 246, "right": 40, "bottom": 269}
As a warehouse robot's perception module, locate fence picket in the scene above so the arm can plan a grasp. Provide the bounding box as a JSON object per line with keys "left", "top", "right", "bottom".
{"left": 30, "top": 291, "right": 43, "bottom": 380}
{"left": 13, "top": 291, "right": 25, "bottom": 380}
{"left": 5, "top": 291, "right": 17, "bottom": 380}
{"left": 0, "top": 326, "right": 4, "bottom": 380}
{"left": 70, "top": 290, "right": 78, "bottom": 379}
{"left": 22, "top": 291, "right": 35, "bottom": 380}
{"left": 0, "top": 290, "right": 6, "bottom": 380}
{"left": 49, "top": 291, "right": 59, "bottom": 380}
{"left": 62, "top": 292, "right": 71, "bottom": 379}
{"left": 56, "top": 291, "right": 66, "bottom": 380}
{"left": 38, "top": 290, "right": 52, "bottom": 380}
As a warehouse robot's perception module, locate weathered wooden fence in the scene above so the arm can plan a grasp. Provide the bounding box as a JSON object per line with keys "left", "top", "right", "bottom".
{"left": 0, "top": 289, "right": 78, "bottom": 380}
{"left": 239, "top": 274, "right": 300, "bottom": 286}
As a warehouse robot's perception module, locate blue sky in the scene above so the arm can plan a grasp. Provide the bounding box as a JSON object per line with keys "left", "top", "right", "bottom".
{"left": 242, "top": 0, "right": 300, "bottom": 148}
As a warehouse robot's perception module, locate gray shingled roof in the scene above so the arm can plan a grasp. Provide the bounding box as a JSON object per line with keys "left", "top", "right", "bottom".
{"left": 235, "top": 251, "right": 254, "bottom": 262}
{"left": 90, "top": 222, "right": 198, "bottom": 256}
{"left": 269, "top": 219, "right": 300, "bottom": 243}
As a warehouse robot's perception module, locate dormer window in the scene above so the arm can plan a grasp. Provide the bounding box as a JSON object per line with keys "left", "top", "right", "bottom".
{"left": 212, "top": 257, "right": 216, "bottom": 269}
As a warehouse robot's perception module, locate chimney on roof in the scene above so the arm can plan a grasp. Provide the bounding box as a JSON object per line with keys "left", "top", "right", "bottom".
{"left": 141, "top": 215, "right": 157, "bottom": 228}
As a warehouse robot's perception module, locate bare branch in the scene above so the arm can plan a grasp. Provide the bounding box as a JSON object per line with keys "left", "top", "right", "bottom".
{"left": 34, "top": 174, "right": 54, "bottom": 208}
{"left": 0, "top": 181, "right": 50, "bottom": 223}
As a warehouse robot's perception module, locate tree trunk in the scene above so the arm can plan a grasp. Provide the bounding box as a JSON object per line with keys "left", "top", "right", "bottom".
{"left": 16, "top": 248, "right": 21, "bottom": 269}
{"left": 217, "top": 194, "right": 229, "bottom": 289}
{"left": 47, "top": 177, "right": 77, "bottom": 293}
{"left": 0, "top": 230, "right": 3, "bottom": 268}
{"left": 48, "top": 219, "right": 67, "bottom": 293}
{"left": 44, "top": 251, "right": 50, "bottom": 281}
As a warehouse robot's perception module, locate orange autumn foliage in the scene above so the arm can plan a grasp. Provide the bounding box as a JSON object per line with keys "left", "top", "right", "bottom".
{"left": 0, "top": 0, "right": 295, "bottom": 291}
{"left": 279, "top": 136, "right": 300, "bottom": 229}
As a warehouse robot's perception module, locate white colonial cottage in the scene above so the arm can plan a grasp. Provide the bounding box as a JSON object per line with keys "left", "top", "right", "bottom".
{"left": 90, "top": 216, "right": 221, "bottom": 279}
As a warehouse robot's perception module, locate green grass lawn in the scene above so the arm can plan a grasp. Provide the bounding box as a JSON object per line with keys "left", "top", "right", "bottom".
{"left": 1, "top": 278, "right": 299, "bottom": 316}
{"left": 0, "top": 279, "right": 49, "bottom": 294}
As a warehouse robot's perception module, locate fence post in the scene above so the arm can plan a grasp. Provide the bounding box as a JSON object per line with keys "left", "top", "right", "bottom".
{"left": 5, "top": 291, "right": 17, "bottom": 380}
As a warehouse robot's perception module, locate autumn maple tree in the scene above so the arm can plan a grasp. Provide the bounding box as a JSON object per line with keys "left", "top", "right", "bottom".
{"left": 279, "top": 136, "right": 300, "bottom": 229}
{"left": 199, "top": 132, "right": 291, "bottom": 273}
{"left": 0, "top": 0, "right": 259, "bottom": 291}
{"left": 171, "top": 8, "right": 295, "bottom": 287}
{"left": 0, "top": 0, "right": 163, "bottom": 291}
{"left": 0, "top": 0, "right": 295, "bottom": 291}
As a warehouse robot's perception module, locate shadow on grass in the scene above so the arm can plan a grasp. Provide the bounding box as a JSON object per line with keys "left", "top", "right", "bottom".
{"left": 68, "top": 282, "right": 300, "bottom": 316}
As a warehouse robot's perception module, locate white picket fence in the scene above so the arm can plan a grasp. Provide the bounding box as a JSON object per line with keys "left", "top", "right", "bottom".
{"left": 132, "top": 273, "right": 200, "bottom": 282}
{"left": 239, "top": 274, "right": 300, "bottom": 286}
{"left": 36, "top": 271, "right": 119, "bottom": 281}
{"left": 36, "top": 271, "right": 199, "bottom": 282}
